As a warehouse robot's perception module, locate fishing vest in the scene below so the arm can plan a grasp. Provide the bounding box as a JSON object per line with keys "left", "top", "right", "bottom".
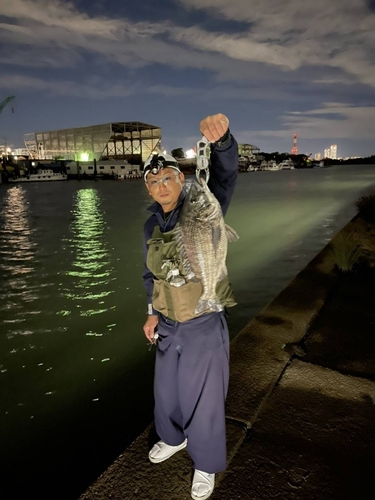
{"left": 146, "top": 223, "right": 237, "bottom": 322}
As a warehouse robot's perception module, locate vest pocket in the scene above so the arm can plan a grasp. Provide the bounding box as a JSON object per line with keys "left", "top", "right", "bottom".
{"left": 152, "top": 277, "right": 237, "bottom": 323}
{"left": 152, "top": 279, "right": 169, "bottom": 317}
{"left": 168, "top": 281, "right": 203, "bottom": 322}
{"left": 152, "top": 279, "right": 203, "bottom": 322}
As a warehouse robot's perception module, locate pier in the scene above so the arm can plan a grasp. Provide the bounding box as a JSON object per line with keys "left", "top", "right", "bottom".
{"left": 78, "top": 212, "right": 375, "bottom": 499}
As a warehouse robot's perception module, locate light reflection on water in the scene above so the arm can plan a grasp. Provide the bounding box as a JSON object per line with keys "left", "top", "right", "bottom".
{"left": 0, "top": 186, "right": 37, "bottom": 293}
{"left": 0, "top": 166, "right": 375, "bottom": 498}
{"left": 0, "top": 187, "right": 40, "bottom": 333}
{"left": 60, "top": 188, "right": 115, "bottom": 317}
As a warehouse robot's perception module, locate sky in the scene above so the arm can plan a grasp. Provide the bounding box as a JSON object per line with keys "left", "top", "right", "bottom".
{"left": 0, "top": 0, "right": 375, "bottom": 158}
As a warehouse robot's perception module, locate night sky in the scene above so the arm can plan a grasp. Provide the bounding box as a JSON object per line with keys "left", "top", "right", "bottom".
{"left": 1, "top": 0, "right": 375, "bottom": 158}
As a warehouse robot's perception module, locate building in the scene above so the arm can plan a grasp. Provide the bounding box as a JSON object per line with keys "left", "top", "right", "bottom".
{"left": 12, "top": 148, "right": 29, "bottom": 156}
{"left": 330, "top": 144, "right": 337, "bottom": 160}
{"left": 238, "top": 143, "right": 260, "bottom": 156}
{"left": 314, "top": 152, "right": 321, "bottom": 160}
{"left": 24, "top": 121, "right": 162, "bottom": 165}
{"left": 323, "top": 144, "right": 338, "bottom": 159}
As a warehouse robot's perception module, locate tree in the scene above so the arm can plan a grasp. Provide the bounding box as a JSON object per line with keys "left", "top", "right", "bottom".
{"left": 171, "top": 147, "right": 185, "bottom": 159}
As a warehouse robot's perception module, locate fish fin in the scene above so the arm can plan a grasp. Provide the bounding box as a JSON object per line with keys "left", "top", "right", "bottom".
{"left": 225, "top": 224, "right": 239, "bottom": 242}
{"left": 195, "top": 297, "right": 223, "bottom": 315}
{"left": 211, "top": 225, "right": 222, "bottom": 252}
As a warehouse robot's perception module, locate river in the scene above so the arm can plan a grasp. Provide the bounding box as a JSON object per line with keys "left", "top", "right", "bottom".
{"left": 1, "top": 164, "right": 374, "bottom": 499}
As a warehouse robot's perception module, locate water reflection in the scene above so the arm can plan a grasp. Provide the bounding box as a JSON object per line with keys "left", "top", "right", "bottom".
{"left": 0, "top": 186, "right": 38, "bottom": 315}
{"left": 61, "top": 188, "right": 115, "bottom": 317}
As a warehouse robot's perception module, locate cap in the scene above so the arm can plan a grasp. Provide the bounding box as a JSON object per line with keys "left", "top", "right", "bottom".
{"left": 143, "top": 153, "right": 181, "bottom": 181}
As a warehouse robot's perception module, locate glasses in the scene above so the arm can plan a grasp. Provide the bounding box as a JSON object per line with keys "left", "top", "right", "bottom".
{"left": 147, "top": 174, "right": 178, "bottom": 188}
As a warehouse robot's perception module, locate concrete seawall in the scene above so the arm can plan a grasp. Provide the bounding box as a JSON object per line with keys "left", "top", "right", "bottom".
{"left": 79, "top": 214, "right": 375, "bottom": 500}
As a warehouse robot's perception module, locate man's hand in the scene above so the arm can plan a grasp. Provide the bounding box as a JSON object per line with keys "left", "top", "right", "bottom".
{"left": 143, "top": 315, "right": 159, "bottom": 342}
{"left": 200, "top": 113, "right": 229, "bottom": 143}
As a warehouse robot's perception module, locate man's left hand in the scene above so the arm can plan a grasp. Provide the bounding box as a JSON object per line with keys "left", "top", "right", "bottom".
{"left": 200, "top": 113, "right": 229, "bottom": 143}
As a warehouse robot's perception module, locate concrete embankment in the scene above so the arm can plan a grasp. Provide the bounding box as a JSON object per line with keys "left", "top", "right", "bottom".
{"left": 79, "top": 215, "right": 375, "bottom": 500}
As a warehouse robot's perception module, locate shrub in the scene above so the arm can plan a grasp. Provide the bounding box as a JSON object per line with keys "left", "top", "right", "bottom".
{"left": 330, "top": 232, "right": 363, "bottom": 272}
{"left": 355, "top": 192, "right": 375, "bottom": 223}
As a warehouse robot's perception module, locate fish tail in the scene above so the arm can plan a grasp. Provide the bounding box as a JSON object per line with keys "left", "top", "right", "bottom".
{"left": 195, "top": 296, "right": 223, "bottom": 315}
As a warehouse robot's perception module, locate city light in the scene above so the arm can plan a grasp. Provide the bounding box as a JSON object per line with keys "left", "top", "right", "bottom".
{"left": 322, "top": 144, "right": 338, "bottom": 159}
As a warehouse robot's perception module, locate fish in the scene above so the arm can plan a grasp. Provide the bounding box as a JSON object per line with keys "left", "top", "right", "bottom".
{"left": 177, "top": 179, "right": 239, "bottom": 315}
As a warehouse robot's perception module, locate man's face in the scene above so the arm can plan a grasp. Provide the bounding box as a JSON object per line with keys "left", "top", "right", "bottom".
{"left": 145, "top": 167, "right": 185, "bottom": 212}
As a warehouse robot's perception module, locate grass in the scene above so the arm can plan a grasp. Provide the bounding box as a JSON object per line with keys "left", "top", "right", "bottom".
{"left": 330, "top": 232, "right": 363, "bottom": 272}
{"left": 355, "top": 192, "right": 375, "bottom": 223}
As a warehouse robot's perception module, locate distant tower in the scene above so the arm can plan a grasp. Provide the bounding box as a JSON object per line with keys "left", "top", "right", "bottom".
{"left": 291, "top": 133, "right": 298, "bottom": 154}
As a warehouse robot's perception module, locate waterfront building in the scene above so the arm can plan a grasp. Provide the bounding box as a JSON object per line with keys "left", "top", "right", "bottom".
{"left": 330, "top": 144, "right": 337, "bottom": 159}
{"left": 23, "top": 122, "right": 162, "bottom": 165}
{"left": 238, "top": 143, "right": 260, "bottom": 156}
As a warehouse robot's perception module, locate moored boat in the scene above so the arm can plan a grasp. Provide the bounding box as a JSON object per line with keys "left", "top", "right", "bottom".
{"left": 9, "top": 169, "right": 68, "bottom": 182}
{"left": 278, "top": 159, "right": 295, "bottom": 170}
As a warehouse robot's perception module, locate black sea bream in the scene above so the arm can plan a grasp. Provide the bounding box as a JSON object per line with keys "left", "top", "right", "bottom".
{"left": 178, "top": 179, "right": 239, "bottom": 315}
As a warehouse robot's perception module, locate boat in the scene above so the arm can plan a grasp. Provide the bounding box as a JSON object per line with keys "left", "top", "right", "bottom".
{"left": 264, "top": 160, "right": 280, "bottom": 171}
{"left": 115, "top": 170, "right": 142, "bottom": 180}
{"left": 278, "top": 159, "right": 295, "bottom": 170}
{"left": 8, "top": 169, "right": 68, "bottom": 182}
{"left": 238, "top": 156, "right": 248, "bottom": 171}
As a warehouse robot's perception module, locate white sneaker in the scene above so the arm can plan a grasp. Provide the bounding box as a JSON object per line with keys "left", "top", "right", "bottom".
{"left": 191, "top": 469, "right": 215, "bottom": 500}
{"left": 148, "top": 438, "right": 187, "bottom": 463}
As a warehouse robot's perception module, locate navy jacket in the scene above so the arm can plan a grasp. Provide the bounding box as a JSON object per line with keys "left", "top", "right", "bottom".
{"left": 142, "top": 132, "right": 238, "bottom": 315}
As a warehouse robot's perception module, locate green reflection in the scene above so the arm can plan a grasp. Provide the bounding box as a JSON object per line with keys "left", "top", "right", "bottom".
{"left": 61, "top": 189, "right": 114, "bottom": 315}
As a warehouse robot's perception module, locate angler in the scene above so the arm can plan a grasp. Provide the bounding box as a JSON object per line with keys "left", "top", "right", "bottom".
{"left": 142, "top": 113, "right": 238, "bottom": 500}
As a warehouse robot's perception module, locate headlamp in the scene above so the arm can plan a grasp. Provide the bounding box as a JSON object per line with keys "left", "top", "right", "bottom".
{"left": 143, "top": 153, "right": 181, "bottom": 181}
{"left": 149, "top": 155, "right": 164, "bottom": 174}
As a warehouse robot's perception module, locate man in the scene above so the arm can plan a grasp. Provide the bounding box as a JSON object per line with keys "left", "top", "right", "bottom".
{"left": 142, "top": 113, "right": 238, "bottom": 500}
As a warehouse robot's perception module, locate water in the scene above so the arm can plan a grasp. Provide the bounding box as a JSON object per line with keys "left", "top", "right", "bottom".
{"left": 1, "top": 165, "right": 374, "bottom": 498}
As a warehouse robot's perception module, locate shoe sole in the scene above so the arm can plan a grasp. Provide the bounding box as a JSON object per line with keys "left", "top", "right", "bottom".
{"left": 149, "top": 439, "right": 187, "bottom": 464}
{"left": 191, "top": 488, "right": 214, "bottom": 500}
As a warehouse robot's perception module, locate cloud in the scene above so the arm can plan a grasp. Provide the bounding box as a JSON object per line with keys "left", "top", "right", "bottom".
{"left": 1, "top": 0, "right": 375, "bottom": 155}
{"left": 0, "top": 73, "right": 137, "bottom": 98}
{"left": 176, "top": 0, "right": 375, "bottom": 85}
{"left": 1, "top": 0, "right": 375, "bottom": 88}
{"left": 250, "top": 103, "right": 375, "bottom": 141}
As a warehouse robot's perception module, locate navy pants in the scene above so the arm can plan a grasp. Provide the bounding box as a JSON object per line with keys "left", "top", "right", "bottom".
{"left": 154, "top": 311, "right": 229, "bottom": 474}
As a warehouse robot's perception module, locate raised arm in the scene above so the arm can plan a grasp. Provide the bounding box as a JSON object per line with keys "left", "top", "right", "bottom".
{"left": 200, "top": 113, "right": 238, "bottom": 216}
